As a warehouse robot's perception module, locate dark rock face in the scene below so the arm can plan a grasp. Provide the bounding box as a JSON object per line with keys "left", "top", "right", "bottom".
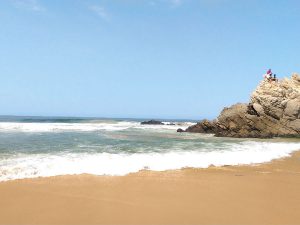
{"left": 185, "top": 119, "right": 218, "bottom": 134}
{"left": 185, "top": 74, "right": 300, "bottom": 138}
{"left": 141, "top": 120, "right": 164, "bottom": 125}
{"left": 177, "top": 128, "right": 185, "bottom": 132}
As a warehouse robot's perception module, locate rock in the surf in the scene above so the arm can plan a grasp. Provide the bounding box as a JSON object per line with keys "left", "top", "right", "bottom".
{"left": 141, "top": 120, "right": 164, "bottom": 125}
{"left": 177, "top": 128, "right": 185, "bottom": 132}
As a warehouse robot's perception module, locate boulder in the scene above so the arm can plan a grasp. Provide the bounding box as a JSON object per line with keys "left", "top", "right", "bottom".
{"left": 284, "top": 99, "right": 300, "bottom": 119}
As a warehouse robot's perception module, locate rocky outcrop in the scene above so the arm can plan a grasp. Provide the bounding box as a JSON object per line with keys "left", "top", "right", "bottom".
{"left": 185, "top": 73, "right": 300, "bottom": 138}
{"left": 141, "top": 120, "right": 164, "bottom": 125}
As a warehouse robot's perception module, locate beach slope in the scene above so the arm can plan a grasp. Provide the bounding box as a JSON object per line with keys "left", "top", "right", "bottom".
{"left": 0, "top": 151, "right": 300, "bottom": 225}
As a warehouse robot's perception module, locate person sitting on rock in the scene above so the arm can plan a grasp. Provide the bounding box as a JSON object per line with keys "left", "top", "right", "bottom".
{"left": 272, "top": 74, "right": 278, "bottom": 82}
{"left": 267, "top": 69, "right": 273, "bottom": 81}
{"left": 263, "top": 69, "right": 272, "bottom": 81}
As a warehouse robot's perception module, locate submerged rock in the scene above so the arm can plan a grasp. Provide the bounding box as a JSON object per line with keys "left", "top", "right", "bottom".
{"left": 141, "top": 120, "right": 164, "bottom": 125}
{"left": 185, "top": 73, "right": 300, "bottom": 138}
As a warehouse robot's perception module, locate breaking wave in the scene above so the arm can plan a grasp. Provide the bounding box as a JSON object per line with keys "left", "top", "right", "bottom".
{"left": 0, "top": 121, "right": 194, "bottom": 132}
{"left": 1, "top": 141, "right": 300, "bottom": 181}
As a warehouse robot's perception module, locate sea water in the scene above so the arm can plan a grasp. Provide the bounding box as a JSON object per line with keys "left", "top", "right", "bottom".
{"left": 0, "top": 116, "right": 300, "bottom": 181}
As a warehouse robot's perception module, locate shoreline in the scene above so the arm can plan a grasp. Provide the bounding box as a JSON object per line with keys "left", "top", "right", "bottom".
{"left": 0, "top": 151, "right": 300, "bottom": 225}
{"left": 1, "top": 146, "right": 299, "bottom": 183}
{"left": 2, "top": 138, "right": 300, "bottom": 183}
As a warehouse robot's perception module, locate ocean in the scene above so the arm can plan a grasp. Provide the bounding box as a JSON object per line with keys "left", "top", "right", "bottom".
{"left": 0, "top": 116, "right": 300, "bottom": 182}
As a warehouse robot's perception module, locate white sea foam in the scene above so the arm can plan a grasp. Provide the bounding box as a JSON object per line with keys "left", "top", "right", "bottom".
{"left": 0, "top": 121, "right": 194, "bottom": 132}
{"left": 1, "top": 142, "right": 300, "bottom": 182}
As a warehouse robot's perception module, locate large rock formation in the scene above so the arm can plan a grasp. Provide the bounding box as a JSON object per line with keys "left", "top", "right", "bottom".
{"left": 185, "top": 74, "right": 300, "bottom": 138}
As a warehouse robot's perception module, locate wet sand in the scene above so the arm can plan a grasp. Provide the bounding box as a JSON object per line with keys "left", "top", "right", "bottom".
{"left": 0, "top": 151, "right": 300, "bottom": 225}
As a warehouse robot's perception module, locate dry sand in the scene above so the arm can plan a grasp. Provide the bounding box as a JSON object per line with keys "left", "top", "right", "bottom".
{"left": 1, "top": 151, "right": 300, "bottom": 225}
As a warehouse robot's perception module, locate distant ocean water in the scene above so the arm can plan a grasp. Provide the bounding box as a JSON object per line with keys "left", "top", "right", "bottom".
{"left": 0, "top": 116, "right": 300, "bottom": 182}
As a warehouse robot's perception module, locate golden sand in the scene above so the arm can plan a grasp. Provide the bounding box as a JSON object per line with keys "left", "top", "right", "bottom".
{"left": 0, "top": 151, "right": 300, "bottom": 225}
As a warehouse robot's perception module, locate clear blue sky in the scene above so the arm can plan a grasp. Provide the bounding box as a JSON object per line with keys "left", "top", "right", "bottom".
{"left": 0, "top": 0, "right": 299, "bottom": 119}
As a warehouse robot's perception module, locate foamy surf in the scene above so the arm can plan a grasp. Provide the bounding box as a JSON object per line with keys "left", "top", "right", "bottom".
{"left": 1, "top": 141, "right": 300, "bottom": 182}
{"left": 0, "top": 118, "right": 299, "bottom": 182}
{"left": 0, "top": 121, "right": 194, "bottom": 132}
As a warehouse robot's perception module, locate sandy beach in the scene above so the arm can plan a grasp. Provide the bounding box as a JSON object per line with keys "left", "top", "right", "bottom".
{"left": 2, "top": 0, "right": 300, "bottom": 224}
{"left": 0, "top": 151, "right": 300, "bottom": 225}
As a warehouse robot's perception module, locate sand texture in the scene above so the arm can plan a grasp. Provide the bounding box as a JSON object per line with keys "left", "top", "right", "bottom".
{"left": 1, "top": 151, "right": 300, "bottom": 225}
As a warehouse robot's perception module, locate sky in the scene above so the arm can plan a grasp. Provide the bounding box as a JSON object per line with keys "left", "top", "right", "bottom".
{"left": 0, "top": 0, "right": 299, "bottom": 120}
